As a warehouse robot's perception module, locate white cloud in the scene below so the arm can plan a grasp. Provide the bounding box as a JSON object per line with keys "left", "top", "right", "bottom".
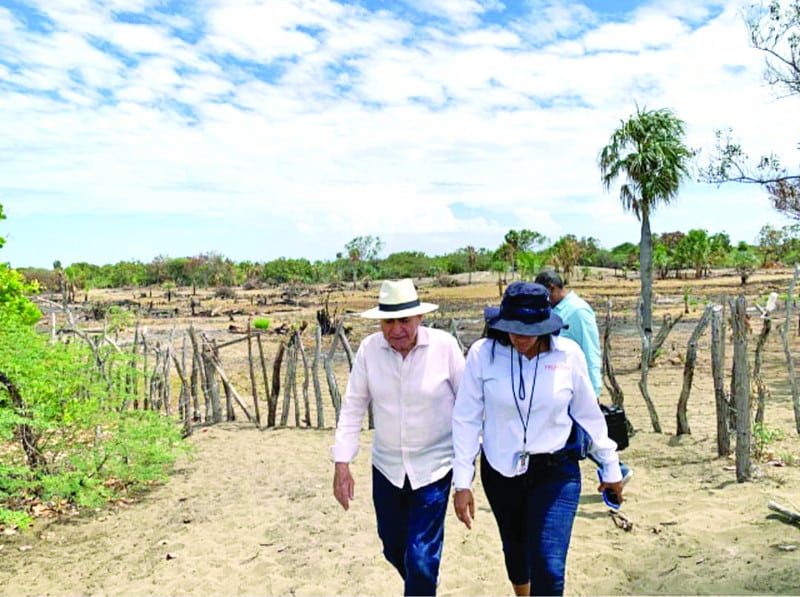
{"left": 404, "top": 0, "right": 501, "bottom": 27}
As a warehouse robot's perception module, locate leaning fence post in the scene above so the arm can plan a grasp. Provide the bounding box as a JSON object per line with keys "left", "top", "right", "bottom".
{"left": 324, "top": 324, "right": 342, "bottom": 421}
{"left": 312, "top": 325, "right": 325, "bottom": 428}
{"left": 246, "top": 320, "right": 262, "bottom": 427}
{"left": 269, "top": 341, "right": 285, "bottom": 427}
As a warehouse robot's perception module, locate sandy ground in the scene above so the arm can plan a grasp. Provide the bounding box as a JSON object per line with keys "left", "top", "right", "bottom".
{"left": 3, "top": 274, "right": 800, "bottom": 595}
{"left": 1, "top": 414, "right": 799, "bottom": 596}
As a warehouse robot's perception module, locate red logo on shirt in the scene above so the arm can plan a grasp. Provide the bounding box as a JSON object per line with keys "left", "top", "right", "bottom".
{"left": 544, "top": 364, "right": 570, "bottom": 371}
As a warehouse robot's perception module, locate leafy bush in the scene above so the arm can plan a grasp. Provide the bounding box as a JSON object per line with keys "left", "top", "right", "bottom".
{"left": 253, "top": 318, "right": 271, "bottom": 330}
{"left": 0, "top": 309, "right": 186, "bottom": 528}
{"left": 0, "top": 264, "right": 41, "bottom": 324}
{"left": 752, "top": 422, "right": 784, "bottom": 462}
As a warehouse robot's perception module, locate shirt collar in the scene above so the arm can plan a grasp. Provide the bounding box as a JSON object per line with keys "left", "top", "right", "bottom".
{"left": 550, "top": 333, "right": 568, "bottom": 353}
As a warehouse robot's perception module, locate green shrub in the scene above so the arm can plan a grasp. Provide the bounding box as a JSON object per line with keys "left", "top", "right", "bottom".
{"left": 752, "top": 422, "right": 784, "bottom": 461}
{"left": 253, "top": 318, "right": 270, "bottom": 330}
{"left": 0, "top": 310, "right": 187, "bottom": 525}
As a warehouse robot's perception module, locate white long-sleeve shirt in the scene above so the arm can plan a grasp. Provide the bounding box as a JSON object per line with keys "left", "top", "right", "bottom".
{"left": 452, "top": 334, "right": 621, "bottom": 489}
{"left": 332, "top": 326, "right": 465, "bottom": 490}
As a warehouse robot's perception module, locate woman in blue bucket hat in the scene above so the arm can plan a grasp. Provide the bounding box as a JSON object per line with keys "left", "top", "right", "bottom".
{"left": 452, "top": 281, "right": 624, "bottom": 596}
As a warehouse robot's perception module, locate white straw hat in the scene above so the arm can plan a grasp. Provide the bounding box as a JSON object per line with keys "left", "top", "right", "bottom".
{"left": 360, "top": 279, "right": 438, "bottom": 319}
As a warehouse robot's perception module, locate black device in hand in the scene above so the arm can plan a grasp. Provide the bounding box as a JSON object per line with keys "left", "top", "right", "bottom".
{"left": 597, "top": 470, "right": 621, "bottom": 510}
{"left": 602, "top": 487, "right": 620, "bottom": 508}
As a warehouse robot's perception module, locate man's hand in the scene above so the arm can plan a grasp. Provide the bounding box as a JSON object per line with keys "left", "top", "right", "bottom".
{"left": 453, "top": 489, "right": 474, "bottom": 529}
{"left": 333, "top": 462, "right": 355, "bottom": 510}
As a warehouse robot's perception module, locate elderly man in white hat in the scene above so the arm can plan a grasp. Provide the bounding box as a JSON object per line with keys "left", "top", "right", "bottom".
{"left": 332, "top": 279, "right": 465, "bottom": 596}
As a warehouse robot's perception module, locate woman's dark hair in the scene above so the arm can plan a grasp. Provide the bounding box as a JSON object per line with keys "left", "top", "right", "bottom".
{"left": 482, "top": 321, "right": 510, "bottom": 360}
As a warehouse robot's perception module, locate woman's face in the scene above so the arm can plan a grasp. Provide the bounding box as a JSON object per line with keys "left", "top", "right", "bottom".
{"left": 508, "top": 333, "right": 540, "bottom": 357}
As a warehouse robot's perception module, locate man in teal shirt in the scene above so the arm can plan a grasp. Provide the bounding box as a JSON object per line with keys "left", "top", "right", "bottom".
{"left": 535, "top": 270, "right": 632, "bottom": 484}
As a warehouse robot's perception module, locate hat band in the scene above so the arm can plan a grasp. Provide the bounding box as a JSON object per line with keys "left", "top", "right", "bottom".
{"left": 500, "top": 305, "right": 549, "bottom": 323}
{"left": 379, "top": 299, "right": 420, "bottom": 312}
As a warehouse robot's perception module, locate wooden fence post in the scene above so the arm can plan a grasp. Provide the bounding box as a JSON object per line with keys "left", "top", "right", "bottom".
{"left": 269, "top": 341, "right": 285, "bottom": 427}
{"left": 256, "top": 334, "right": 270, "bottom": 424}
{"left": 779, "top": 264, "right": 800, "bottom": 435}
{"left": 710, "top": 304, "right": 730, "bottom": 457}
{"left": 676, "top": 304, "right": 712, "bottom": 436}
{"left": 296, "top": 332, "right": 311, "bottom": 427}
{"left": 753, "top": 317, "right": 772, "bottom": 425}
{"left": 312, "top": 325, "right": 325, "bottom": 428}
{"left": 246, "top": 321, "right": 261, "bottom": 427}
{"left": 731, "top": 294, "right": 752, "bottom": 483}
{"left": 280, "top": 337, "right": 296, "bottom": 427}
{"left": 324, "top": 324, "right": 342, "bottom": 422}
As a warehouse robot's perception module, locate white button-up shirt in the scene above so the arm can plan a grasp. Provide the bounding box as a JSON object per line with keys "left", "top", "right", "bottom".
{"left": 452, "top": 334, "right": 621, "bottom": 489}
{"left": 332, "top": 326, "right": 465, "bottom": 490}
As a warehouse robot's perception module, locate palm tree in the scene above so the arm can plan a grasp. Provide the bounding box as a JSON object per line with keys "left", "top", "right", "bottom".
{"left": 599, "top": 106, "right": 693, "bottom": 432}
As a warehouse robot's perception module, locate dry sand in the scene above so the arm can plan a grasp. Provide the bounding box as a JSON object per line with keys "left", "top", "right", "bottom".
{"left": 1, "top": 416, "right": 799, "bottom": 596}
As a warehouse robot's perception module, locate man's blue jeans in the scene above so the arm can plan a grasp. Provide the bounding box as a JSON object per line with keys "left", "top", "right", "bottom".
{"left": 481, "top": 455, "right": 581, "bottom": 596}
{"left": 372, "top": 467, "right": 451, "bottom": 596}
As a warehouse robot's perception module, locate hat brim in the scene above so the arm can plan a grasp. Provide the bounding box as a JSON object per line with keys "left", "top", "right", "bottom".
{"left": 360, "top": 302, "right": 438, "bottom": 319}
{"left": 484, "top": 306, "right": 565, "bottom": 336}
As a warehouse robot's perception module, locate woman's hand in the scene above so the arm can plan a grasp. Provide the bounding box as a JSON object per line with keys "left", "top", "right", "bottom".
{"left": 597, "top": 479, "right": 624, "bottom": 506}
{"left": 453, "top": 488, "right": 475, "bottom": 529}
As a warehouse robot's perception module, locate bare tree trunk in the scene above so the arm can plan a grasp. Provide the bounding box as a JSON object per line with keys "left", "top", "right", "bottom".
{"left": 731, "top": 295, "right": 752, "bottom": 483}
{"left": 753, "top": 317, "right": 772, "bottom": 425}
{"left": 710, "top": 304, "right": 730, "bottom": 457}
{"left": 636, "top": 297, "right": 662, "bottom": 433}
{"left": 312, "top": 325, "right": 325, "bottom": 428}
{"left": 779, "top": 264, "right": 800, "bottom": 434}
{"left": 676, "top": 304, "right": 712, "bottom": 435}
{"left": 246, "top": 322, "right": 261, "bottom": 427}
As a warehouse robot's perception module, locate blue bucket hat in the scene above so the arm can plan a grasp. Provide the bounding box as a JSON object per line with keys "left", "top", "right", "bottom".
{"left": 484, "top": 281, "right": 566, "bottom": 336}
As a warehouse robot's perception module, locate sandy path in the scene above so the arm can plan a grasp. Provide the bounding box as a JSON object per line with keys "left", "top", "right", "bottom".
{"left": 1, "top": 421, "right": 799, "bottom": 596}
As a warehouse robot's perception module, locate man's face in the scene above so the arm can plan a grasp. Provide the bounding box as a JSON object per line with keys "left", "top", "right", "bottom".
{"left": 380, "top": 315, "right": 423, "bottom": 355}
{"left": 546, "top": 284, "right": 562, "bottom": 306}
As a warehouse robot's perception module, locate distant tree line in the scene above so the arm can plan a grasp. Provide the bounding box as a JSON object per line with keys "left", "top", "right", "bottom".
{"left": 15, "top": 223, "right": 800, "bottom": 293}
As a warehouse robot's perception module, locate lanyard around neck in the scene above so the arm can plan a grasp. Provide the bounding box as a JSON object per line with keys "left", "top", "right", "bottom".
{"left": 510, "top": 349, "right": 540, "bottom": 447}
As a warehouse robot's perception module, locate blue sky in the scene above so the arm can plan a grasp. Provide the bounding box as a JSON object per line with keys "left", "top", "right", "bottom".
{"left": 0, "top": 0, "right": 797, "bottom": 268}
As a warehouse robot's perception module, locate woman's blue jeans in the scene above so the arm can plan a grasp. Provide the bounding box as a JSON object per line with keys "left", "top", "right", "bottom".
{"left": 480, "top": 454, "right": 581, "bottom": 596}
{"left": 372, "top": 466, "right": 451, "bottom": 596}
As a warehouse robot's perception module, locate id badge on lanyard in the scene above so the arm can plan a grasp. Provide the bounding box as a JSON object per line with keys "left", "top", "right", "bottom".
{"left": 515, "top": 451, "right": 530, "bottom": 475}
